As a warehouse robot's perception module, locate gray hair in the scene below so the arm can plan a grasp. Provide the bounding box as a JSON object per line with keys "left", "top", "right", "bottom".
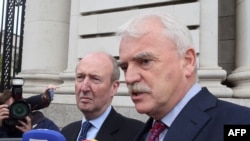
{"left": 106, "top": 53, "right": 120, "bottom": 82}
{"left": 117, "top": 11, "right": 195, "bottom": 56}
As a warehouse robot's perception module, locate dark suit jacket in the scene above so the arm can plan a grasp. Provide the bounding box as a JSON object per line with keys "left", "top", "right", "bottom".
{"left": 133, "top": 87, "right": 250, "bottom": 141}
{"left": 61, "top": 107, "right": 144, "bottom": 141}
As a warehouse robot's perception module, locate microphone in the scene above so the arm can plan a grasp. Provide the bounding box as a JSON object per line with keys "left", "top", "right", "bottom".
{"left": 22, "top": 129, "right": 66, "bottom": 141}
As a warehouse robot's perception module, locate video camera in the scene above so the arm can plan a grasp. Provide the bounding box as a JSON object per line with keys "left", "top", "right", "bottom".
{"left": 3, "top": 77, "right": 54, "bottom": 127}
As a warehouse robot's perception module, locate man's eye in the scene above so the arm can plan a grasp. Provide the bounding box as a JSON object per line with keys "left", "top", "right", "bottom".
{"left": 140, "top": 59, "right": 150, "bottom": 65}
{"left": 76, "top": 76, "right": 84, "bottom": 81}
{"left": 138, "top": 59, "right": 153, "bottom": 69}
{"left": 138, "top": 59, "right": 152, "bottom": 66}
{"left": 93, "top": 77, "right": 100, "bottom": 81}
{"left": 92, "top": 77, "right": 102, "bottom": 84}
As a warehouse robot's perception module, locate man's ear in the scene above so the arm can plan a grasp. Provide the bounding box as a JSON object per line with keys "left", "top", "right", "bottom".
{"left": 111, "top": 80, "right": 120, "bottom": 96}
{"left": 184, "top": 48, "right": 196, "bottom": 77}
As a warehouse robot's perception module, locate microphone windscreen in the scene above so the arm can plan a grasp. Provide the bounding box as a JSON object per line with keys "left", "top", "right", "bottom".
{"left": 22, "top": 129, "right": 66, "bottom": 141}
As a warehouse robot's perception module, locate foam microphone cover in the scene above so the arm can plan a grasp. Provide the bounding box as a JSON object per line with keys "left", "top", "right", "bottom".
{"left": 22, "top": 129, "right": 66, "bottom": 141}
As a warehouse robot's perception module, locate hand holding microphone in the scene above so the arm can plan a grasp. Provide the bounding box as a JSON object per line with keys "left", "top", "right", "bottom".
{"left": 43, "top": 85, "right": 60, "bottom": 101}
{"left": 26, "top": 84, "right": 60, "bottom": 111}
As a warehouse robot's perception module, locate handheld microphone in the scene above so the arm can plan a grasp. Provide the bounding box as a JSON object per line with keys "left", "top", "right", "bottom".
{"left": 22, "top": 129, "right": 66, "bottom": 141}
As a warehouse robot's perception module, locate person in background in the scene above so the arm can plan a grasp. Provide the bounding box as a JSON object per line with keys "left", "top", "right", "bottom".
{"left": 61, "top": 52, "right": 144, "bottom": 141}
{"left": 0, "top": 85, "right": 60, "bottom": 138}
{"left": 117, "top": 11, "right": 250, "bottom": 141}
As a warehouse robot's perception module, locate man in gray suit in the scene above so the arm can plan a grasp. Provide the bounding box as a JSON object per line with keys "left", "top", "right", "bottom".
{"left": 61, "top": 52, "right": 144, "bottom": 141}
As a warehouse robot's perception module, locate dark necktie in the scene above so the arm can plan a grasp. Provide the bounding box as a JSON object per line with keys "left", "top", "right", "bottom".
{"left": 148, "top": 120, "right": 167, "bottom": 141}
{"left": 78, "top": 121, "right": 92, "bottom": 141}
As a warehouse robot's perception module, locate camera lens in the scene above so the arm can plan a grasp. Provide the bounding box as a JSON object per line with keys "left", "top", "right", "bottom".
{"left": 9, "top": 101, "right": 30, "bottom": 119}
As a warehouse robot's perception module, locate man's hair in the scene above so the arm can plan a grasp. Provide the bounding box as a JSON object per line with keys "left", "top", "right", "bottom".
{"left": 117, "top": 11, "right": 195, "bottom": 56}
{"left": 106, "top": 53, "right": 120, "bottom": 82}
{"left": 0, "top": 90, "right": 12, "bottom": 104}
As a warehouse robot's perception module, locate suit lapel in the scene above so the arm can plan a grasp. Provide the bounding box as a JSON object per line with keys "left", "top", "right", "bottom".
{"left": 72, "top": 121, "right": 82, "bottom": 141}
{"left": 95, "top": 107, "right": 119, "bottom": 140}
{"left": 133, "top": 118, "right": 153, "bottom": 141}
{"left": 164, "top": 88, "right": 217, "bottom": 141}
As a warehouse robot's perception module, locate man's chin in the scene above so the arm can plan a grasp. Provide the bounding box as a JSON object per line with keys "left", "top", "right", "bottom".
{"left": 135, "top": 105, "right": 149, "bottom": 114}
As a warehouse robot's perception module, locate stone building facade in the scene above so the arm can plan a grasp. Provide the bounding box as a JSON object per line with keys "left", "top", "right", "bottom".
{"left": 17, "top": 0, "right": 250, "bottom": 128}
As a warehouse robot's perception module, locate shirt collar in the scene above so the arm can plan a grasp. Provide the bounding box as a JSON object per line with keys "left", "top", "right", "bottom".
{"left": 161, "top": 83, "right": 202, "bottom": 127}
{"left": 82, "top": 105, "right": 112, "bottom": 130}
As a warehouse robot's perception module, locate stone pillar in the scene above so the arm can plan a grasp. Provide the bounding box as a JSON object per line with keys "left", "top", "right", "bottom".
{"left": 198, "top": 0, "right": 233, "bottom": 97}
{"left": 57, "top": 0, "right": 80, "bottom": 95}
{"left": 19, "top": 0, "right": 70, "bottom": 94}
{"left": 228, "top": 0, "right": 250, "bottom": 98}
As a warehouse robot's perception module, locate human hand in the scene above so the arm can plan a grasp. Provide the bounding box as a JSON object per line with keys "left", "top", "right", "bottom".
{"left": 15, "top": 116, "right": 32, "bottom": 133}
{"left": 42, "top": 84, "right": 60, "bottom": 101}
{"left": 46, "top": 84, "right": 60, "bottom": 92}
{"left": 0, "top": 104, "right": 9, "bottom": 127}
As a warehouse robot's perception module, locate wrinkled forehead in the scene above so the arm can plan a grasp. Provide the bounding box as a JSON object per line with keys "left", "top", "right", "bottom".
{"left": 77, "top": 53, "right": 113, "bottom": 73}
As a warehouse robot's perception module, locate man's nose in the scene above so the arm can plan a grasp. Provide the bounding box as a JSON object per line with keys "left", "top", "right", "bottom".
{"left": 124, "top": 64, "right": 141, "bottom": 84}
{"left": 80, "top": 78, "right": 91, "bottom": 91}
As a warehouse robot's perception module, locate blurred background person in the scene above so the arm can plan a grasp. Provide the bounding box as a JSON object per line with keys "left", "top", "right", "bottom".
{"left": 0, "top": 85, "right": 60, "bottom": 138}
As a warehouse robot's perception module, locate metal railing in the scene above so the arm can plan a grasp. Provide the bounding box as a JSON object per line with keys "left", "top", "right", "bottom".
{"left": 0, "top": 0, "right": 26, "bottom": 92}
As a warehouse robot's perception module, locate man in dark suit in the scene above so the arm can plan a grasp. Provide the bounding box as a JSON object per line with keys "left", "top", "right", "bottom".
{"left": 61, "top": 52, "right": 144, "bottom": 141}
{"left": 117, "top": 11, "right": 250, "bottom": 141}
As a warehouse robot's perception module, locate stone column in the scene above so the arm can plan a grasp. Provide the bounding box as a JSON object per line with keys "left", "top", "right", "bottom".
{"left": 19, "top": 0, "right": 70, "bottom": 94}
{"left": 198, "top": 0, "right": 233, "bottom": 97}
{"left": 57, "top": 0, "right": 80, "bottom": 95}
{"left": 228, "top": 0, "right": 250, "bottom": 98}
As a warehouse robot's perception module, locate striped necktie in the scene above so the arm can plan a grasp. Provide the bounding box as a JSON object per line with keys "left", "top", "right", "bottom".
{"left": 78, "top": 121, "right": 92, "bottom": 141}
{"left": 148, "top": 120, "right": 167, "bottom": 141}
